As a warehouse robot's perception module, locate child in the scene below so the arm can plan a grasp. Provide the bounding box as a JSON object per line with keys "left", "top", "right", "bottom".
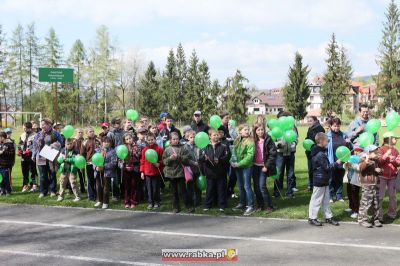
{"left": 200, "top": 128, "right": 231, "bottom": 212}
{"left": 57, "top": 138, "right": 80, "bottom": 202}
{"left": 136, "top": 128, "right": 147, "bottom": 149}
{"left": 180, "top": 126, "right": 192, "bottom": 145}
{"left": 358, "top": 145, "right": 382, "bottom": 228}
{"left": 308, "top": 132, "right": 340, "bottom": 226}
{"left": 160, "top": 115, "right": 182, "bottom": 145}
{"left": 162, "top": 132, "right": 192, "bottom": 213}
{"left": 149, "top": 125, "right": 164, "bottom": 148}
{"left": 140, "top": 133, "right": 164, "bottom": 210}
{"left": 18, "top": 121, "right": 38, "bottom": 192}
{"left": 252, "top": 123, "right": 276, "bottom": 213}
{"left": 185, "top": 130, "right": 202, "bottom": 207}
{"left": 122, "top": 133, "right": 142, "bottom": 208}
{"left": 327, "top": 117, "right": 352, "bottom": 202}
{"left": 231, "top": 124, "right": 256, "bottom": 216}
{"left": 217, "top": 127, "right": 230, "bottom": 147}
{"left": 94, "top": 137, "right": 117, "bottom": 209}
{"left": 0, "top": 132, "right": 15, "bottom": 195}
{"left": 74, "top": 128, "right": 86, "bottom": 194}
{"left": 344, "top": 147, "right": 363, "bottom": 219}
{"left": 378, "top": 133, "right": 400, "bottom": 221}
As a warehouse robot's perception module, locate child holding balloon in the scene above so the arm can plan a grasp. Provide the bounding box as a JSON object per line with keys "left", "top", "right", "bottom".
{"left": 121, "top": 133, "right": 142, "bottom": 209}
{"left": 141, "top": 133, "right": 164, "bottom": 210}
{"left": 56, "top": 138, "right": 80, "bottom": 202}
{"left": 185, "top": 130, "right": 203, "bottom": 207}
{"left": 94, "top": 137, "right": 117, "bottom": 209}
{"left": 162, "top": 132, "right": 192, "bottom": 213}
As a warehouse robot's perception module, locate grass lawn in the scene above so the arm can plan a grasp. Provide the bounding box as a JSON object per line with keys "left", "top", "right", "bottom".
{"left": 1, "top": 125, "right": 400, "bottom": 224}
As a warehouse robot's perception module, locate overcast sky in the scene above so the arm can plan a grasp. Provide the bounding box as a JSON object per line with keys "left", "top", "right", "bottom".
{"left": 0, "top": 0, "right": 391, "bottom": 88}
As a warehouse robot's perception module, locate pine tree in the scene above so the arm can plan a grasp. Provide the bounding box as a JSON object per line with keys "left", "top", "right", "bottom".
{"left": 24, "top": 23, "right": 41, "bottom": 115}
{"left": 0, "top": 25, "right": 6, "bottom": 126}
{"left": 198, "top": 60, "right": 214, "bottom": 118}
{"left": 321, "top": 33, "right": 343, "bottom": 116}
{"left": 137, "top": 61, "right": 162, "bottom": 119}
{"left": 283, "top": 52, "right": 311, "bottom": 120}
{"left": 186, "top": 49, "right": 201, "bottom": 114}
{"left": 223, "top": 70, "right": 251, "bottom": 122}
{"left": 67, "top": 39, "right": 86, "bottom": 124}
{"left": 377, "top": 0, "right": 400, "bottom": 111}
{"left": 338, "top": 46, "right": 353, "bottom": 111}
{"left": 160, "top": 49, "right": 178, "bottom": 116}
{"left": 175, "top": 43, "right": 188, "bottom": 120}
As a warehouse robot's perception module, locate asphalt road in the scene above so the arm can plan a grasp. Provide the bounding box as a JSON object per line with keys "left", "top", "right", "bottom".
{"left": 0, "top": 203, "right": 400, "bottom": 266}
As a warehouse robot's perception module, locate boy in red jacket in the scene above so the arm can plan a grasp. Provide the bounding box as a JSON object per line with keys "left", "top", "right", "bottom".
{"left": 140, "top": 133, "right": 164, "bottom": 210}
{"left": 378, "top": 133, "right": 400, "bottom": 221}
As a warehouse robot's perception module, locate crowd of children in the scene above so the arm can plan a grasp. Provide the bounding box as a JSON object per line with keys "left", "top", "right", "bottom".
{"left": 0, "top": 107, "right": 399, "bottom": 229}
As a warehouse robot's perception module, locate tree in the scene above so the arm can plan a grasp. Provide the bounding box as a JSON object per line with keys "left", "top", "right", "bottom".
{"left": 24, "top": 22, "right": 41, "bottom": 115}
{"left": 376, "top": 0, "right": 400, "bottom": 111}
{"left": 175, "top": 43, "right": 188, "bottom": 120}
{"left": 137, "top": 61, "right": 162, "bottom": 119}
{"left": 0, "top": 25, "right": 6, "bottom": 126}
{"left": 160, "top": 49, "right": 178, "bottom": 115}
{"left": 223, "top": 70, "right": 251, "bottom": 122}
{"left": 67, "top": 39, "right": 86, "bottom": 124}
{"left": 283, "top": 52, "right": 311, "bottom": 120}
{"left": 321, "top": 33, "right": 344, "bottom": 116}
{"left": 338, "top": 45, "right": 353, "bottom": 112}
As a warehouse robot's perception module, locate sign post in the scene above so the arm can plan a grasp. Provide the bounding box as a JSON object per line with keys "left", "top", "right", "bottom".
{"left": 39, "top": 68, "right": 73, "bottom": 122}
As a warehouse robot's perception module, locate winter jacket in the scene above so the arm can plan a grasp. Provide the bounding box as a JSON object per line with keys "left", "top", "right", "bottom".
{"left": 159, "top": 126, "right": 182, "bottom": 142}
{"left": 233, "top": 136, "right": 255, "bottom": 168}
{"left": 162, "top": 144, "right": 190, "bottom": 178}
{"left": 123, "top": 144, "right": 141, "bottom": 173}
{"left": 74, "top": 137, "right": 84, "bottom": 154}
{"left": 80, "top": 136, "right": 101, "bottom": 162}
{"left": 305, "top": 122, "right": 324, "bottom": 157}
{"left": 263, "top": 135, "right": 277, "bottom": 177}
{"left": 184, "top": 142, "right": 201, "bottom": 175}
{"left": 347, "top": 117, "right": 379, "bottom": 145}
{"left": 95, "top": 147, "right": 117, "bottom": 178}
{"left": 359, "top": 157, "right": 379, "bottom": 185}
{"left": 18, "top": 131, "right": 36, "bottom": 161}
{"left": 191, "top": 120, "right": 210, "bottom": 134}
{"left": 199, "top": 142, "right": 231, "bottom": 179}
{"left": 32, "top": 129, "right": 63, "bottom": 166}
{"left": 378, "top": 145, "right": 400, "bottom": 179}
{"left": 107, "top": 128, "right": 124, "bottom": 148}
{"left": 311, "top": 145, "right": 337, "bottom": 187}
{"left": 140, "top": 144, "right": 164, "bottom": 176}
{"left": 0, "top": 139, "right": 16, "bottom": 168}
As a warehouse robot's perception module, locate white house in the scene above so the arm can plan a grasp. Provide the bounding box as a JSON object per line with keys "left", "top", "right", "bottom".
{"left": 247, "top": 93, "right": 284, "bottom": 115}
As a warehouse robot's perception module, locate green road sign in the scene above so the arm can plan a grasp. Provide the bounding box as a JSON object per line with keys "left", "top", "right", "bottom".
{"left": 39, "top": 68, "right": 74, "bottom": 82}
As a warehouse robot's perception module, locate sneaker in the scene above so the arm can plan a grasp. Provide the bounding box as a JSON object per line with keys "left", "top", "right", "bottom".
{"left": 125, "top": 204, "right": 130, "bottom": 209}
{"left": 112, "top": 197, "right": 119, "bottom": 202}
{"left": 187, "top": 207, "right": 195, "bottom": 213}
{"left": 50, "top": 192, "right": 57, "bottom": 197}
{"left": 265, "top": 207, "right": 274, "bottom": 214}
{"left": 30, "top": 185, "right": 38, "bottom": 192}
{"left": 308, "top": 219, "right": 322, "bottom": 226}
{"left": 292, "top": 187, "right": 299, "bottom": 192}
{"left": 38, "top": 193, "right": 45, "bottom": 198}
{"left": 203, "top": 208, "right": 210, "bottom": 212}
{"left": 130, "top": 204, "right": 137, "bottom": 209}
{"left": 219, "top": 208, "right": 225, "bottom": 213}
{"left": 94, "top": 202, "right": 102, "bottom": 207}
{"left": 173, "top": 208, "right": 180, "bottom": 213}
{"left": 153, "top": 204, "right": 160, "bottom": 210}
{"left": 102, "top": 204, "right": 109, "bottom": 209}
{"left": 57, "top": 196, "right": 63, "bottom": 202}
{"left": 329, "top": 199, "right": 333, "bottom": 203}
{"left": 73, "top": 197, "right": 80, "bottom": 202}
{"left": 243, "top": 207, "right": 255, "bottom": 216}
{"left": 338, "top": 199, "right": 345, "bottom": 203}
{"left": 350, "top": 213, "right": 358, "bottom": 219}
{"left": 232, "top": 204, "right": 244, "bottom": 212}
{"left": 345, "top": 208, "right": 352, "bottom": 213}
{"left": 374, "top": 220, "right": 383, "bottom": 227}
{"left": 359, "top": 221, "right": 373, "bottom": 228}
{"left": 22, "top": 185, "right": 29, "bottom": 192}
{"left": 147, "top": 204, "right": 153, "bottom": 210}
{"left": 231, "top": 194, "right": 238, "bottom": 199}
{"left": 325, "top": 218, "right": 339, "bottom": 226}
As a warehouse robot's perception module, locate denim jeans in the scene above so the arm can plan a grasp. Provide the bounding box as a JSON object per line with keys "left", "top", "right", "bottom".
{"left": 329, "top": 167, "right": 344, "bottom": 200}
{"left": 38, "top": 164, "right": 57, "bottom": 195}
{"left": 235, "top": 167, "right": 254, "bottom": 208}
{"left": 274, "top": 153, "right": 295, "bottom": 196}
{"left": 227, "top": 166, "right": 237, "bottom": 198}
{"left": 252, "top": 165, "right": 273, "bottom": 209}
{"left": 0, "top": 168, "right": 11, "bottom": 194}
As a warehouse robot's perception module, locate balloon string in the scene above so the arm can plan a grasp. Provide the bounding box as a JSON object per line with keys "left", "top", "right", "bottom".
{"left": 274, "top": 180, "right": 284, "bottom": 200}
{"left": 157, "top": 167, "right": 166, "bottom": 185}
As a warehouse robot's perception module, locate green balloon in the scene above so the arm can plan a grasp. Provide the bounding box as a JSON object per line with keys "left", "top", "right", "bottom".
{"left": 57, "top": 155, "right": 64, "bottom": 164}
{"left": 197, "top": 175, "right": 206, "bottom": 191}
{"left": 229, "top": 119, "right": 237, "bottom": 127}
{"left": 164, "top": 140, "right": 170, "bottom": 148}
{"left": 335, "top": 146, "right": 351, "bottom": 162}
{"left": 303, "top": 139, "right": 315, "bottom": 151}
{"left": 386, "top": 112, "right": 400, "bottom": 131}
{"left": 283, "top": 130, "right": 297, "bottom": 143}
{"left": 116, "top": 145, "right": 129, "bottom": 160}
{"left": 279, "top": 116, "right": 294, "bottom": 131}
{"left": 145, "top": 149, "right": 158, "bottom": 164}
{"left": 63, "top": 125, "right": 74, "bottom": 139}
{"left": 271, "top": 127, "right": 284, "bottom": 139}
{"left": 366, "top": 119, "right": 381, "bottom": 134}
{"left": 126, "top": 109, "right": 139, "bottom": 121}
{"left": 267, "top": 119, "right": 279, "bottom": 129}
{"left": 268, "top": 131, "right": 276, "bottom": 141}
{"left": 92, "top": 153, "right": 105, "bottom": 167}
{"left": 194, "top": 132, "right": 210, "bottom": 149}
{"left": 74, "top": 155, "right": 87, "bottom": 170}
{"left": 358, "top": 132, "right": 374, "bottom": 148}
{"left": 271, "top": 168, "right": 280, "bottom": 180}
{"left": 286, "top": 116, "right": 295, "bottom": 129}
{"left": 210, "top": 115, "right": 222, "bottom": 129}
{"left": 0, "top": 172, "right": 3, "bottom": 184}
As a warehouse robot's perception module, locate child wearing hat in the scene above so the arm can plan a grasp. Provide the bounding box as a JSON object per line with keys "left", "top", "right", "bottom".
{"left": 377, "top": 132, "right": 400, "bottom": 221}
{"left": 358, "top": 144, "right": 382, "bottom": 228}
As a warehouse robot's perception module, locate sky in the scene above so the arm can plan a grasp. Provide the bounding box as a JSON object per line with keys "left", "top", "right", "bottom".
{"left": 0, "top": 0, "right": 391, "bottom": 89}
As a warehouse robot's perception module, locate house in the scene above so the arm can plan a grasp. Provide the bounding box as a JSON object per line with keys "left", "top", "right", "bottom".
{"left": 306, "top": 76, "right": 324, "bottom": 121}
{"left": 247, "top": 92, "right": 285, "bottom": 115}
